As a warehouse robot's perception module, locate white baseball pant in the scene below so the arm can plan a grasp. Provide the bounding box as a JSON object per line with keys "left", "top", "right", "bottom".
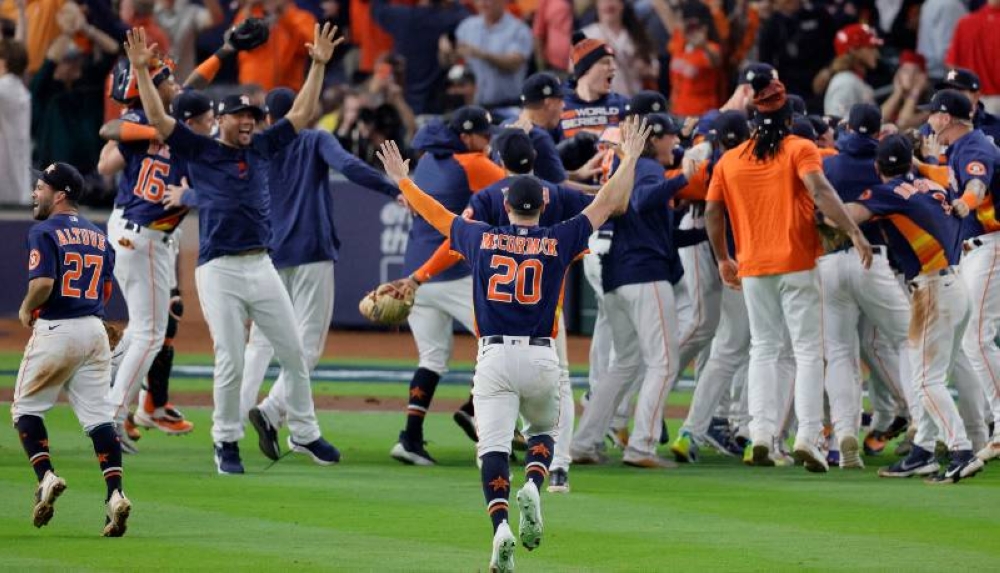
{"left": 195, "top": 252, "right": 320, "bottom": 444}
{"left": 240, "top": 260, "right": 335, "bottom": 426}
{"left": 959, "top": 233, "right": 1000, "bottom": 432}
{"left": 582, "top": 234, "right": 613, "bottom": 400}
{"left": 551, "top": 312, "right": 574, "bottom": 472}
{"left": 406, "top": 276, "right": 476, "bottom": 374}
{"left": 861, "top": 317, "right": 914, "bottom": 432}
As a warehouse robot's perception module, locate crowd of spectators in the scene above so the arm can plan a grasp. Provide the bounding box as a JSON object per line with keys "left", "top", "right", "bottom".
{"left": 1, "top": 0, "right": 999, "bottom": 206}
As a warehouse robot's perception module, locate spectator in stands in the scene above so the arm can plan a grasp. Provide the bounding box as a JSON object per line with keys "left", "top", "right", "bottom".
{"left": 155, "top": 0, "right": 224, "bottom": 81}
{"left": 363, "top": 53, "right": 417, "bottom": 140}
{"left": 439, "top": 63, "right": 477, "bottom": 114}
{"left": 945, "top": 0, "right": 1000, "bottom": 114}
{"left": 371, "top": 0, "right": 469, "bottom": 115}
{"left": 25, "top": 0, "right": 127, "bottom": 75}
{"left": 582, "top": 0, "right": 658, "bottom": 96}
{"left": 560, "top": 34, "right": 629, "bottom": 139}
{"left": 0, "top": 38, "right": 30, "bottom": 205}
{"left": 443, "top": 0, "right": 533, "bottom": 110}
{"left": 123, "top": 0, "right": 172, "bottom": 57}
{"left": 533, "top": 0, "right": 572, "bottom": 72}
{"left": 917, "top": 0, "right": 967, "bottom": 82}
{"left": 653, "top": 0, "right": 722, "bottom": 117}
{"left": 234, "top": 0, "right": 316, "bottom": 91}
{"left": 821, "top": 23, "right": 882, "bottom": 117}
{"left": 757, "top": 0, "right": 836, "bottom": 112}
{"left": 936, "top": 67, "right": 1000, "bottom": 142}
{"left": 880, "top": 50, "right": 929, "bottom": 131}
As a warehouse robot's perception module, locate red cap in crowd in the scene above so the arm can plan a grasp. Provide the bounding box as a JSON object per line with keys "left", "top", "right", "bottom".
{"left": 834, "top": 23, "right": 883, "bottom": 56}
{"left": 899, "top": 50, "right": 926, "bottom": 72}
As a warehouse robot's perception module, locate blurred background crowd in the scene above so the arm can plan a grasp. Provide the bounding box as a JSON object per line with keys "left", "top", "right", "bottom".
{"left": 1, "top": 0, "right": 998, "bottom": 205}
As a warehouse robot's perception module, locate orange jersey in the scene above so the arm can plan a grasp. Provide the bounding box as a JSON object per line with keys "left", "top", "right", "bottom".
{"left": 707, "top": 137, "right": 824, "bottom": 277}
{"left": 668, "top": 34, "right": 722, "bottom": 117}
{"left": 234, "top": 6, "right": 316, "bottom": 91}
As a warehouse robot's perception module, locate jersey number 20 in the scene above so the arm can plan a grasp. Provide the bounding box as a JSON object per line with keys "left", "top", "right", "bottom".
{"left": 133, "top": 158, "right": 170, "bottom": 202}
{"left": 487, "top": 255, "right": 542, "bottom": 304}
{"left": 62, "top": 252, "right": 104, "bottom": 300}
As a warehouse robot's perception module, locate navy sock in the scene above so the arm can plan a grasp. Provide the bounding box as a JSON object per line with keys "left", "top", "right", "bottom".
{"left": 89, "top": 423, "right": 123, "bottom": 501}
{"left": 459, "top": 394, "right": 474, "bottom": 416}
{"left": 524, "top": 434, "right": 554, "bottom": 489}
{"left": 480, "top": 451, "right": 510, "bottom": 532}
{"left": 146, "top": 343, "right": 174, "bottom": 408}
{"left": 404, "top": 368, "right": 440, "bottom": 442}
{"left": 16, "top": 415, "right": 53, "bottom": 481}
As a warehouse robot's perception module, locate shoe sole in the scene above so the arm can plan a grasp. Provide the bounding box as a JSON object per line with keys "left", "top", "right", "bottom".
{"left": 977, "top": 445, "right": 1000, "bottom": 463}
{"left": 516, "top": 487, "right": 542, "bottom": 550}
{"left": 248, "top": 408, "right": 281, "bottom": 461}
{"left": 703, "top": 433, "right": 735, "bottom": 457}
{"left": 490, "top": 535, "right": 516, "bottom": 573}
{"left": 135, "top": 412, "right": 194, "bottom": 435}
{"left": 288, "top": 437, "right": 339, "bottom": 466}
{"left": 32, "top": 480, "right": 67, "bottom": 528}
{"left": 839, "top": 437, "right": 864, "bottom": 469}
{"left": 792, "top": 447, "right": 830, "bottom": 473}
{"left": 453, "top": 412, "right": 479, "bottom": 443}
{"left": 214, "top": 453, "right": 245, "bottom": 475}
{"left": 102, "top": 498, "right": 131, "bottom": 537}
{"left": 751, "top": 445, "right": 775, "bottom": 467}
{"left": 623, "top": 458, "right": 678, "bottom": 469}
{"left": 570, "top": 452, "right": 607, "bottom": 465}
{"left": 878, "top": 462, "right": 940, "bottom": 478}
{"left": 669, "top": 442, "right": 696, "bottom": 463}
{"left": 546, "top": 484, "right": 570, "bottom": 494}
{"left": 390, "top": 443, "right": 434, "bottom": 466}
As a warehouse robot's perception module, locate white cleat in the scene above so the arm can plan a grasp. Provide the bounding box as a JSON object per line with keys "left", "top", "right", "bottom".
{"left": 516, "top": 481, "right": 543, "bottom": 551}
{"left": 792, "top": 440, "right": 830, "bottom": 473}
{"left": 839, "top": 436, "right": 865, "bottom": 469}
{"left": 489, "top": 520, "right": 516, "bottom": 573}
{"left": 32, "top": 470, "right": 67, "bottom": 528}
{"left": 102, "top": 490, "right": 132, "bottom": 537}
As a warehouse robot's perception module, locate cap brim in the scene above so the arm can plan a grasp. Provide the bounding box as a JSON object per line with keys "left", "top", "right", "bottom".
{"left": 220, "top": 104, "right": 265, "bottom": 120}
{"left": 934, "top": 80, "right": 971, "bottom": 92}
{"left": 916, "top": 102, "right": 938, "bottom": 112}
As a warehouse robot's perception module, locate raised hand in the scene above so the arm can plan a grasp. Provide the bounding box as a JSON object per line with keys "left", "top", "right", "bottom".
{"left": 377, "top": 140, "right": 410, "bottom": 185}
{"left": 162, "top": 176, "right": 190, "bottom": 210}
{"left": 124, "top": 28, "right": 158, "bottom": 69}
{"left": 619, "top": 115, "right": 652, "bottom": 160}
{"left": 307, "top": 22, "right": 344, "bottom": 65}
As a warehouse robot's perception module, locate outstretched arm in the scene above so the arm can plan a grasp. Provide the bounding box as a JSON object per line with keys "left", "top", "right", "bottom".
{"left": 581, "top": 115, "right": 651, "bottom": 229}
{"left": 124, "top": 27, "right": 177, "bottom": 139}
{"left": 378, "top": 140, "right": 456, "bottom": 237}
{"left": 285, "top": 23, "right": 344, "bottom": 132}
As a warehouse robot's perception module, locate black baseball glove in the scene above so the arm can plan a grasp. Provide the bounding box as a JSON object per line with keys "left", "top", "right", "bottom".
{"left": 227, "top": 18, "right": 270, "bottom": 52}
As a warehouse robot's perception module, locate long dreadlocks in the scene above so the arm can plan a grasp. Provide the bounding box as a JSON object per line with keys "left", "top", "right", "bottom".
{"left": 744, "top": 76, "right": 793, "bottom": 162}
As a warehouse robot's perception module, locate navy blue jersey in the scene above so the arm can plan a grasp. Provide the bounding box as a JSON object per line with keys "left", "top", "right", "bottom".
{"left": 974, "top": 103, "right": 1000, "bottom": 145}
{"left": 165, "top": 118, "right": 298, "bottom": 264}
{"left": 823, "top": 133, "right": 891, "bottom": 250}
{"left": 602, "top": 157, "right": 687, "bottom": 293}
{"left": 945, "top": 129, "right": 1000, "bottom": 239}
{"left": 468, "top": 176, "right": 592, "bottom": 227}
{"left": 559, "top": 90, "right": 629, "bottom": 139}
{"left": 116, "top": 109, "right": 190, "bottom": 231}
{"left": 27, "top": 213, "right": 115, "bottom": 320}
{"left": 527, "top": 126, "right": 567, "bottom": 183}
{"left": 267, "top": 129, "right": 397, "bottom": 269}
{"left": 450, "top": 215, "right": 592, "bottom": 337}
{"left": 854, "top": 175, "right": 962, "bottom": 280}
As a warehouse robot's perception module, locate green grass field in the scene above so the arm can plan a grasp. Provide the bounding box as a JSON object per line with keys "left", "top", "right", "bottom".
{"left": 1, "top": 352, "right": 999, "bottom": 572}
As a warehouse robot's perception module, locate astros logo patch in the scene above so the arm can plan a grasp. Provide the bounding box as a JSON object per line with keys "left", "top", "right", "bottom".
{"left": 28, "top": 249, "right": 40, "bottom": 270}
{"left": 967, "top": 161, "right": 987, "bottom": 176}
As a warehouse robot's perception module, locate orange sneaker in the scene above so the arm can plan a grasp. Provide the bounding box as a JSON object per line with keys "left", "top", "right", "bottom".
{"left": 134, "top": 409, "right": 194, "bottom": 435}
{"left": 123, "top": 414, "right": 142, "bottom": 442}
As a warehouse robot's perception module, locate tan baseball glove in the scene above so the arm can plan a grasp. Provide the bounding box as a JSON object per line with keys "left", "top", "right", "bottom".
{"left": 359, "top": 279, "right": 417, "bottom": 325}
{"left": 103, "top": 321, "right": 123, "bottom": 349}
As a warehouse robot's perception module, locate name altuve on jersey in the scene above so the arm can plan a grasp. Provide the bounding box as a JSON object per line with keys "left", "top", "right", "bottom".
{"left": 54, "top": 227, "right": 108, "bottom": 252}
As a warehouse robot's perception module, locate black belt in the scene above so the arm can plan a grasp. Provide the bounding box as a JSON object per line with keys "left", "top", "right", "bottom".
{"left": 596, "top": 231, "right": 614, "bottom": 240}
{"left": 482, "top": 335, "right": 552, "bottom": 348}
{"left": 965, "top": 237, "right": 985, "bottom": 251}
{"left": 832, "top": 243, "right": 886, "bottom": 256}
{"left": 123, "top": 220, "right": 173, "bottom": 243}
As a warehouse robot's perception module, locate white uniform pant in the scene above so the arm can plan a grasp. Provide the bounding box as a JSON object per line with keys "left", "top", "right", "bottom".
{"left": 819, "top": 250, "right": 912, "bottom": 442}
{"left": 582, "top": 237, "right": 613, "bottom": 398}
{"left": 959, "top": 233, "right": 1000, "bottom": 431}
{"left": 239, "top": 261, "right": 335, "bottom": 425}
{"left": 12, "top": 317, "right": 113, "bottom": 432}
{"left": 909, "top": 271, "right": 974, "bottom": 452}
{"left": 743, "top": 269, "right": 825, "bottom": 445}
{"left": 551, "top": 312, "right": 574, "bottom": 471}
{"left": 406, "top": 276, "right": 476, "bottom": 375}
{"left": 573, "top": 281, "right": 679, "bottom": 458}
{"left": 861, "top": 317, "right": 914, "bottom": 431}
{"left": 196, "top": 253, "right": 320, "bottom": 444}
{"left": 474, "top": 338, "right": 561, "bottom": 456}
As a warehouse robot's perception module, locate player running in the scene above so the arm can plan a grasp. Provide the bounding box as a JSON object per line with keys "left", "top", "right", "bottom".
{"left": 12, "top": 163, "right": 130, "bottom": 536}
{"left": 377, "top": 114, "right": 647, "bottom": 573}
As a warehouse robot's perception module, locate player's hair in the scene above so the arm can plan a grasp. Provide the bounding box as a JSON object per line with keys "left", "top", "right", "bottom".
{"left": 0, "top": 38, "right": 28, "bottom": 76}
{"left": 745, "top": 77, "right": 792, "bottom": 162}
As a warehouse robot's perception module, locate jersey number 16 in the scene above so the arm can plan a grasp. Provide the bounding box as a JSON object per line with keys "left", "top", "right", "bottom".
{"left": 133, "top": 158, "right": 170, "bottom": 202}
{"left": 487, "top": 255, "right": 542, "bottom": 304}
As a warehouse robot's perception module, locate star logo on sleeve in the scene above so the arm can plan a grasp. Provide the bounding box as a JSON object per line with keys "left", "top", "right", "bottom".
{"left": 488, "top": 475, "right": 510, "bottom": 493}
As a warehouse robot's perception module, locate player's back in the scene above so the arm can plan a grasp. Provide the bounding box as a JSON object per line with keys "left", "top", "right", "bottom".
{"left": 28, "top": 214, "right": 114, "bottom": 320}
{"left": 471, "top": 176, "right": 593, "bottom": 227}
{"left": 115, "top": 109, "right": 189, "bottom": 232}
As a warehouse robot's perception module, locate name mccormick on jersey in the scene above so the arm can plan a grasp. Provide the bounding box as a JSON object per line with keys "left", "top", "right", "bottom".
{"left": 479, "top": 230, "right": 559, "bottom": 257}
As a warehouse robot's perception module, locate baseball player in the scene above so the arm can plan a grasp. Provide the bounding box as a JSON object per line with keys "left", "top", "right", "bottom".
{"left": 389, "top": 106, "right": 505, "bottom": 466}
{"left": 238, "top": 86, "right": 399, "bottom": 462}
{"left": 12, "top": 163, "right": 130, "bottom": 536}
{"left": 377, "top": 112, "right": 647, "bottom": 573}
{"left": 125, "top": 24, "right": 342, "bottom": 473}
{"left": 705, "top": 76, "right": 873, "bottom": 472}
{"left": 832, "top": 135, "right": 985, "bottom": 484}
{"left": 935, "top": 68, "right": 1000, "bottom": 144}
{"left": 923, "top": 89, "right": 1000, "bottom": 462}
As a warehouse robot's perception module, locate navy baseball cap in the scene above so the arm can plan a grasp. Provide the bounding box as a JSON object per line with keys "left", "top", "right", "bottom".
{"left": 504, "top": 175, "right": 545, "bottom": 211}
{"left": 791, "top": 116, "right": 817, "bottom": 140}
{"left": 171, "top": 90, "right": 213, "bottom": 120}
{"left": 625, "top": 90, "right": 668, "bottom": 116}
{"left": 521, "top": 73, "right": 564, "bottom": 105}
{"left": 807, "top": 114, "right": 830, "bottom": 137}
{"left": 449, "top": 106, "right": 495, "bottom": 135}
{"left": 919, "top": 89, "right": 973, "bottom": 119}
{"left": 876, "top": 134, "right": 913, "bottom": 168}
{"left": 787, "top": 94, "right": 807, "bottom": 116}
{"left": 265, "top": 87, "right": 296, "bottom": 121}
{"left": 936, "top": 68, "right": 980, "bottom": 92}
{"left": 847, "top": 103, "right": 881, "bottom": 135}
{"left": 712, "top": 110, "right": 750, "bottom": 146}
{"left": 647, "top": 113, "right": 680, "bottom": 137}
{"left": 738, "top": 62, "right": 777, "bottom": 85}
{"left": 217, "top": 93, "right": 265, "bottom": 120}
{"left": 492, "top": 128, "right": 535, "bottom": 172}
{"left": 39, "top": 162, "right": 85, "bottom": 201}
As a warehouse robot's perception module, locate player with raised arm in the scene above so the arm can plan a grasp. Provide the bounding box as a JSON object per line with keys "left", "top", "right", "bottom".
{"left": 377, "top": 115, "right": 648, "bottom": 573}
{"left": 124, "top": 23, "right": 342, "bottom": 473}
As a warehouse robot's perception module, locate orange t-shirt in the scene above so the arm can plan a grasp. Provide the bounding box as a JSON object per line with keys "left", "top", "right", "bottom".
{"left": 668, "top": 34, "right": 722, "bottom": 117}
{"left": 706, "top": 136, "right": 824, "bottom": 277}
{"left": 235, "top": 6, "right": 315, "bottom": 91}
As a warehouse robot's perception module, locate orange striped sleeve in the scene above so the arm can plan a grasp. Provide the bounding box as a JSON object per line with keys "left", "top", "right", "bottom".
{"left": 454, "top": 153, "right": 506, "bottom": 192}
{"left": 413, "top": 239, "right": 465, "bottom": 283}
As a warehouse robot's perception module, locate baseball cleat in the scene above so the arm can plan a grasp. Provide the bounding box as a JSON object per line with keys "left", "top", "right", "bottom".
{"left": 883, "top": 416, "right": 909, "bottom": 441}
{"left": 705, "top": 419, "right": 739, "bottom": 457}
{"left": 133, "top": 409, "right": 194, "bottom": 435}
{"left": 546, "top": 468, "right": 570, "bottom": 494}
{"left": 453, "top": 410, "right": 478, "bottom": 443}
{"left": 606, "top": 426, "right": 629, "bottom": 449}
{"left": 792, "top": 440, "right": 830, "bottom": 473}
{"left": 878, "top": 445, "right": 940, "bottom": 478}
{"left": 489, "top": 520, "right": 516, "bottom": 573}
{"left": 925, "top": 450, "right": 985, "bottom": 485}
{"left": 750, "top": 444, "right": 775, "bottom": 467}
{"left": 32, "top": 470, "right": 67, "bottom": 528}
{"left": 390, "top": 431, "right": 436, "bottom": 466}
{"left": 123, "top": 414, "right": 142, "bottom": 442}
{"left": 288, "top": 436, "right": 340, "bottom": 465}
{"left": 248, "top": 407, "right": 280, "bottom": 461}
{"left": 516, "top": 481, "right": 543, "bottom": 550}
{"left": 622, "top": 451, "right": 678, "bottom": 469}
{"left": 101, "top": 490, "right": 131, "bottom": 537}
{"left": 214, "top": 442, "right": 245, "bottom": 475}
{"left": 839, "top": 436, "right": 864, "bottom": 469}
{"left": 570, "top": 448, "right": 609, "bottom": 465}
{"left": 863, "top": 430, "right": 888, "bottom": 456}
{"left": 976, "top": 438, "right": 1000, "bottom": 463}
{"left": 115, "top": 423, "right": 139, "bottom": 455}
{"left": 670, "top": 431, "right": 699, "bottom": 463}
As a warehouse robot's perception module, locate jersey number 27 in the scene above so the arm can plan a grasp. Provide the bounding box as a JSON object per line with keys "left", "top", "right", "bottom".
{"left": 487, "top": 255, "right": 542, "bottom": 304}
{"left": 62, "top": 252, "right": 104, "bottom": 300}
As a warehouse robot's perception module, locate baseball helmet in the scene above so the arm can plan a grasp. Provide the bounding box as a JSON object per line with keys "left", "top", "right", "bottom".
{"left": 110, "top": 54, "right": 176, "bottom": 104}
